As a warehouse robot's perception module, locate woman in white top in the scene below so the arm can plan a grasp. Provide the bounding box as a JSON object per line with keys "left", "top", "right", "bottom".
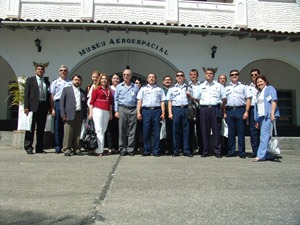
{"left": 253, "top": 75, "right": 280, "bottom": 162}
{"left": 105, "top": 74, "right": 120, "bottom": 154}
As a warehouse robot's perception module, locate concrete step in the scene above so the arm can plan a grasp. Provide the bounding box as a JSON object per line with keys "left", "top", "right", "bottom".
{"left": 0, "top": 131, "right": 299, "bottom": 150}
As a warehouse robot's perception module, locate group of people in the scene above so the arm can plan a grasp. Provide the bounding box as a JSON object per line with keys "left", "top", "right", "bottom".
{"left": 23, "top": 64, "right": 281, "bottom": 162}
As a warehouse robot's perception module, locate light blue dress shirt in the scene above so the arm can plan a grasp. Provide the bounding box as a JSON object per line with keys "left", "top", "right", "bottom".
{"left": 114, "top": 81, "right": 139, "bottom": 111}
{"left": 225, "top": 81, "right": 251, "bottom": 106}
{"left": 137, "top": 84, "right": 165, "bottom": 107}
{"left": 166, "top": 83, "right": 192, "bottom": 106}
{"left": 50, "top": 77, "right": 72, "bottom": 101}
{"left": 194, "top": 80, "right": 226, "bottom": 106}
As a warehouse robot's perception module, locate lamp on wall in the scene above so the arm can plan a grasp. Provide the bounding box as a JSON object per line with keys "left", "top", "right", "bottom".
{"left": 35, "top": 39, "right": 42, "bottom": 52}
{"left": 211, "top": 45, "right": 217, "bottom": 59}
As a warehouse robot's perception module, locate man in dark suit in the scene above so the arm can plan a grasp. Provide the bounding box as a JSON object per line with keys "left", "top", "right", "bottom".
{"left": 60, "top": 74, "right": 87, "bottom": 156}
{"left": 23, "top": 65, "right": 51, "bottom": 154}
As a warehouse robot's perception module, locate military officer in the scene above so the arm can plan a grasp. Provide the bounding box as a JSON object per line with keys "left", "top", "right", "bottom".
{"left": 224, "top": 69, "right": 251, "bottom": 158}
{"left": 194, "top": 68, "right": 226, "bottom": 158}
{"left": 167, "top": 71, "right": 193, "bottom": 157}
{"left": 248, "top": 69, "right": 261, "bottom": 158}
{"left": 50, "top": 65, "right": 72, "bottom": 153}
{"left": 137, "top": 73, "right": 165, "bottom": 157}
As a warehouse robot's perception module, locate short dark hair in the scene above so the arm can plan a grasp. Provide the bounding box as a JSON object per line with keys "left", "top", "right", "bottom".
{"left": 255, "top": 75, "right": 269, "bottom": 89}
{"left": 72, "top": 74, "right": 82, "bottom": 81}
{"left": 229, "top": 69, "right": 239, "bottom": 75}
{"left": 176, "top": 71, "right": 185, "bottom": 76}
{"left": 250, "top": 69, "right": 260, "bottom": 75}
{"left": 35, "top": 65, "right": 45, "bottom": 70}
{"left": 189, "top": 69, "right": 198, "bottom": 75}
{"left": 163, "top": 75, "right": 172, "bottom": 81}
{"left": 205, "top": 68, "right": 215, "bottom": 74}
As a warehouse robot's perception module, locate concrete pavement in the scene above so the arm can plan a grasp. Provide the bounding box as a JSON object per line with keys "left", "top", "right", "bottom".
{"left": 1, "top": 148, "right": 300, "bottom": 225}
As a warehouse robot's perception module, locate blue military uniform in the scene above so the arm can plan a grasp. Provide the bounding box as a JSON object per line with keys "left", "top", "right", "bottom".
{"left": 50, "top": 77, "right": 71, "bottom": 153}
{"left": 248, "top": 82, "right": 260, "bottom": 157}
{"left": 137, "top": 84, "right": 165, "bottom": 156}
{"left": 188, "top": 81, "right": 202, "bottom": 154}
{"left": 194, "top": 80, "right": 226, "bottom": 157}
{"left": 166, "top": 83, "right": 192, "bottom": 156}
{"left": 225, "top": 81, "right": 251, "bottom": 157}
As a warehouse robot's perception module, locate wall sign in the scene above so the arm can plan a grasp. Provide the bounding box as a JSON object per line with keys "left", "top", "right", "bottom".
{"left": 79, "top": 38, "right": 169, "bottom": 56}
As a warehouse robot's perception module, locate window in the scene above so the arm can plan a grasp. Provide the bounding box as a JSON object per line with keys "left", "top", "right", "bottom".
{"left": 277, "top": 90, "right": 295, "bottom": 125}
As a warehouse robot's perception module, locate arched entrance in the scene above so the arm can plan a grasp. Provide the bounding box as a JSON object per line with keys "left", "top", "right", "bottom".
{"left": 0, "top": 56, "right": 18, "bottom": 127}
{"left": 71, "top": 48, "right": 178, "bottom": 88}
{"left": 240, "top": 59, "right": 300, "bottom": 129}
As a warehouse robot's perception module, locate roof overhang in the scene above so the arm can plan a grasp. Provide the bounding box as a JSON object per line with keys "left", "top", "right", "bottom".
{"left": 1, "top": 19, "right": 300, "bottom": 42}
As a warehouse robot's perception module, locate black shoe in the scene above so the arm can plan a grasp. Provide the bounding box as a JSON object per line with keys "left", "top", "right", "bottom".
{"left": 183, "top": 153, "right": 193, "bottom": 157}
{"left": 239, "top": 155, "right": 246, "bottom": 159}
{"left": 248, "top": 154, "right": 256, "bottom": 158}
{"left": 75, "top": 151, "right": 83, "bottom": 156}
{"left": 36, "top": 150, "right": 47, "bottom": 154}
{"left": 142, "top": 153, "right": 151, "bottom": 157}
{"left": 172, "top": 153, "right": 179, "bottom": 157}
{"left": 201, "top": 154, "right": 208, "bottom": 158}
{"left": 226, "top": 154, "right": 235, "bottom": 158}
{"left": 152, "top": 154, "right": 160, "bottom": 157}
{"left": 26, "top": 148, "right": 33, "bottom": 155}
{"left": 120, "top": 151, "right": 127, "bottom": 156}
{"left": 64, "top": 149, "right": 71, "bottom": 156}
{"left": 129, "top": 152, "right": 134, "bottom": 156}
{"left": 215, "top": 155, "right": 222, "bottom": 158}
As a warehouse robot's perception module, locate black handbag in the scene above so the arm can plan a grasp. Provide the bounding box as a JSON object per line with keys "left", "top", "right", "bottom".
{"left": 82, "top": 119, "right": 98, "bottom": 150}
{"left": 187, "top": 102, "right": 198, "bottom": 122}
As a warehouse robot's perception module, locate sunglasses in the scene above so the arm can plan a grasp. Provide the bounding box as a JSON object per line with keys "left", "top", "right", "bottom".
{"left": 176, "top": 74, "right": 184, "bottom": 77}
{"left": 251, "top": 73, "right": 258, "bottom": 77}
{"left": 230, "top": 73, "right": 239, "bottom": 77}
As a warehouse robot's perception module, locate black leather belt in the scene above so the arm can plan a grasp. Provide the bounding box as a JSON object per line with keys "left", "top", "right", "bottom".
{"left": 142, "top": 106, "right": 161, "bottom": 110}
{"left": 226, "top": 106, "right": 245, "bottom": 110}
{"left": 173, "top": 105, "right": 188, "bottom": 108}
{"left": 201, "top": 105, "right": 219, "bottom": 108}
{"left": 119, "top": 105, "right": 136, "bottom": 109}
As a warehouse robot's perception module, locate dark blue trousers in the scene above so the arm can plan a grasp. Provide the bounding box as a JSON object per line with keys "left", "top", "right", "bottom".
{"left": 54, "top": 100, "right": 64, "bottom": 153}
{"left": 172, "top": 107, "right": 190, "bottom": 155}
{"left": 249, "top": 106, "right": 260, "bottom": 156}
{"left": 142, "top": 108, "right": 161, "bottom": 155}
{"left": 199, "top": 107, "right": 222, "bottom": 156}
{"left": 226, "top": 107, "right": 246, "bottom": 157}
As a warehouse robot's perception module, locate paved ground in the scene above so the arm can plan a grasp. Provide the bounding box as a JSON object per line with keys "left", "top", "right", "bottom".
{"left": 1, "top": 148, "right": 300, "bottom": 225}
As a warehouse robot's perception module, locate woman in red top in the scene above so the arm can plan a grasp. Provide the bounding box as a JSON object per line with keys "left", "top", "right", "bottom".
{"left": 89, "top": 73, "right": 113, "bottom": 156}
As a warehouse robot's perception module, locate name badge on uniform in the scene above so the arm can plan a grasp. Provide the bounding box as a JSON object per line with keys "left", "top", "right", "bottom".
{"left": 266, "top": 95, "right": 272, "bottom": 101}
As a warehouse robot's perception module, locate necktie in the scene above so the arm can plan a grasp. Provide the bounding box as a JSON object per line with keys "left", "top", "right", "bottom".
{"left": 40, "top": 78, "right": 45, "bottom": 99}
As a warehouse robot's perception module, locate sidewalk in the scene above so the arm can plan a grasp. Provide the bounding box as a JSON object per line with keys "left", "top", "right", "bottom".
{"left": 1, "top": 148, "right": 300, "bottom": 225}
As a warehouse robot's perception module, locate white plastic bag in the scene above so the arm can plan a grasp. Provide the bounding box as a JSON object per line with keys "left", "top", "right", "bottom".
{"left": 221, "top": 118, "right": 228, "bottom": 138}
{"left": 268, "top": 121, "right": 281, "bottom": 155}
{"left": 18, "top": 106, "right": 33, "bottom": 131}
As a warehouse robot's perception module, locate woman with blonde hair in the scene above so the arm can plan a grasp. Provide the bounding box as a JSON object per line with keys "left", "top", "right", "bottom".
{"left": 89, "top": 73, "right": 113, "bottom": 156}
{"left": 86, "top": 70, "right": 100, "bottom": 107}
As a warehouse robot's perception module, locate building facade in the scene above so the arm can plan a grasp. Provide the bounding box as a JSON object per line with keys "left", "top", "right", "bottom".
{"left": 0, "top": 0, "right": 300, "bottom": 132}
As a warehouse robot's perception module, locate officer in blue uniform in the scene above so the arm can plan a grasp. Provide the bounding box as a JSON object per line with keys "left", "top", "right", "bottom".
{"left": 160, "top": 75, "right": 173, "bottom": 155}
{"left": 194, "top": 68, "right": 226, "bottom": 158}
{"left": 224, "top": 70, "right": 251, "bottom": 158}
{"left": 50, "top": 65, "right": 72, "bottom": 153}
{"left": 248, "top": 69, "right": 260, "bottom": 158}
{"left": 188, "top": 69, "right": 203, "bottom": 155}
{"left": 167, "top": 71, "right": 193, "bottom": 157}
{"left": 137, "top": 73, "right": 165, "bottom": 157}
